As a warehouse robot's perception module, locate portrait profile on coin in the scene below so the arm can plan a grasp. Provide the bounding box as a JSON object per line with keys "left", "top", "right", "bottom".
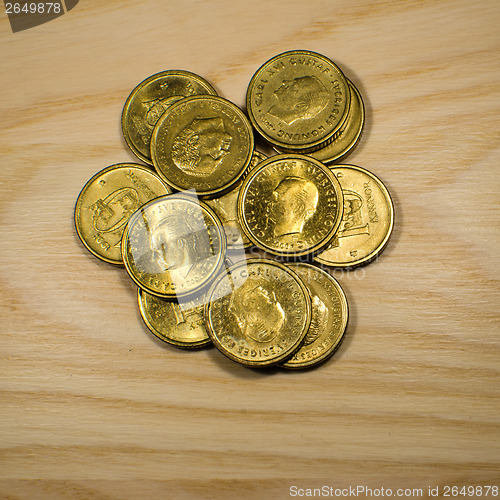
{"left": 268, "top": 176, "right": 319, "bottom": 238}
{"left": 89, "top": 188, "right": 140, "bottom": 249}
{"left": 171, "top": 117, "right": 232, "bottom": 176}
{"left": 268, "top": 76, "right": 329, "bottom": 125}
{"left": 136, "top": 212, "right": 211, "bottom": 276}
{"left": 228, "top": 279, "right": 286, "bottom": 343}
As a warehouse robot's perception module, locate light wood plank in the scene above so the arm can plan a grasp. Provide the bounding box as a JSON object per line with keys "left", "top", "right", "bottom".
{"left": 1, "top": 0, "right": 499, "bottom": 498}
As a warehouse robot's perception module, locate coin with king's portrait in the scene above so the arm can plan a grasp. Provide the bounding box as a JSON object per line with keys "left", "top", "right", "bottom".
{"left": 237, "top": 154, "right": 343, "bottom": 257}
{"left": 280, "top": 79, "right": 365, "bottom": 164}
{"left": 74, "top": 163, "right": 171, "bottom": 265}
{"left": 205, "top": 259, "right": 311, "bottom": 367}
{"left": 246, "top": 50, "right": 350, "bottom": 151}
{"left": 151, "top": 95, "right": 254, "bottom": 197}
{"left": 121, "top": 195, "right": 226, "bottom": 298}
{"left": 122, "top": 70, "right": 217, "bottom": 165}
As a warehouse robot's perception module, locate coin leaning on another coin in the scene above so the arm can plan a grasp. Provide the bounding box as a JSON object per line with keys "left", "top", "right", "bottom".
{"left": 137, "top": 259, "right": 234, "bottom": 348}
{"left": 121, "top": 194, "right": 227, "bottom": 299}
{"left": 150, "top": 95, "right": 254, "bottom": 197}
{"left": 205, "top": 258, "right": 312, "bottom": 367}
{"left": 285, "top": 79, "right": 365, "bottom": 164}
{"left": 246, "top": 50, "right": 351, "bottom": 151}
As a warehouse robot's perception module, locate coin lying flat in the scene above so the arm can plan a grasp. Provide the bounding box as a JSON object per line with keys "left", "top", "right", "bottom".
{"left": 289, "top": 79, "right": 364, "bottom": 163}
{"left": 205, "top": 151, "right": 267, "bottom": 249}
{"left": 121, "top": 194, "right": 227, "bottom": 298}
{"left": 74, "top": 163, "right": 171, "bottom": 265}
{"left": 281, "top": 263, "right": 348, "bottom": 369}
{"left": 314, "top": 165, "right": 394, "bottom": 267}
{"left": 138, "top": 288, "right": 211, "bottom": 348}
{"left": 122, "top": 70, "right": 217, "bottom": 165}
{"left": 237, "top": 154, "right": 344, "bottom": 257}
{"left": 150, "top": 95, "right": 254, "bottom": 197}
{"left": 246, "top": 50, "right": 350, "bottom": 151}
{"left": 137, "top": 259, "right": 233, "bottom": 348}
{"left": 205, "top": 258, "right": 311, "bottom": 367}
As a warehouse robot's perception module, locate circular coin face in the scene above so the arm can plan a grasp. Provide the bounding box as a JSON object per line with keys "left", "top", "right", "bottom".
{"left": 138, "top": 288, "right": 211, "bottom": 348}
{"left": 246, "top": 50, "right": 350, "bottom": 150}
{"left": 205, "top": 151, "right": 267, "bottom": 250}
{"left": 237, "top": 154, "right": 344, "bottom": 257}
{"left": 74, "top": 163, "right": 171, "bottom": 265}
{"left": 122, "top": 194, "right": 227, "bottom": 298}
{"left": 281, "top": 263, "right": 348, "bottom": 369}
{"left": 122, "top": 70, "right": 217, "bottom": 165}
{"left": 205, "top": 259, "right": 311, "bottom": 367}
{"left": 314, "top": 165, "right": 394, "bottom": 267}
{"left": 286, "top": 79, "right": 365, "bottom": 163}
{"left": 150, "top": 95, "right": 254, "bottom": 197}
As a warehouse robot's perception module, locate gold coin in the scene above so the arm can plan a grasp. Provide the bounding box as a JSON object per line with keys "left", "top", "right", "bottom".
{"left": 246, "top": 50, "right": 350, "bottom": 151}
{"left": 122, "top": 70, "right": 217, "bottom": 165}
{"left": 314, "top": 165, "right": 394, "bottom": 267}
{"left": 281, "top": 263, "right": 348, "bottom": 369}
{"left": 280, "top": 79, "right": 365, "bottom": 163}
{"left": 122, "top": 194, "right": 227, "bottom": 298}
{"left": 138, "top": 259, "right": 234, "bottom": 348}
{"left": 249, "top": 150, "right": 268, "bottom": 167}
{"left": 205, "top": 258, "right": 311, "bottom": 367}
{"left": 138, "top": 288, "right": 211, "bottom": 348}
{"left": 150, "top": 95, "right": 254, "bottom": 197}
{"left": 237, "top": 154, "right": 344, "bottom": 257}
{"left": 74, "top": 163, "right": 171, "bottom": 265}
{"left": 205, "top": 151, "right": 267, "bottom": 249}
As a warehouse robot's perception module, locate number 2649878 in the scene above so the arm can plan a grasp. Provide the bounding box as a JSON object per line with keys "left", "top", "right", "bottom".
{"left": 5, "top": 3, "right": 62, "bottom": 14}
{"left": 443, "top": 485, "right": 498, "bottom": 497}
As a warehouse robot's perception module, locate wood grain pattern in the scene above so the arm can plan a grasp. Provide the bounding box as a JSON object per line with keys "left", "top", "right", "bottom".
{"left": 1, "top": 0, "right": 499, "bottom": 498}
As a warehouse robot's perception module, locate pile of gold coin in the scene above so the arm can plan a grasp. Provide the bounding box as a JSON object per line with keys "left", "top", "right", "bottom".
{"left": 75, "top": 50, "right": 394, "bottom": 370}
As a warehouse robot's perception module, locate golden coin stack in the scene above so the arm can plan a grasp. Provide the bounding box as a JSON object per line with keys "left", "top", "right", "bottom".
{"left": 75, "top": 50, "right": 394, "bottom": 370}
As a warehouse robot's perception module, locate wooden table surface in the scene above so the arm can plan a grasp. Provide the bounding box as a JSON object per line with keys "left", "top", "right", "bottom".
{"left": 1, "top": 1, "right": 499, "bottom": 498}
